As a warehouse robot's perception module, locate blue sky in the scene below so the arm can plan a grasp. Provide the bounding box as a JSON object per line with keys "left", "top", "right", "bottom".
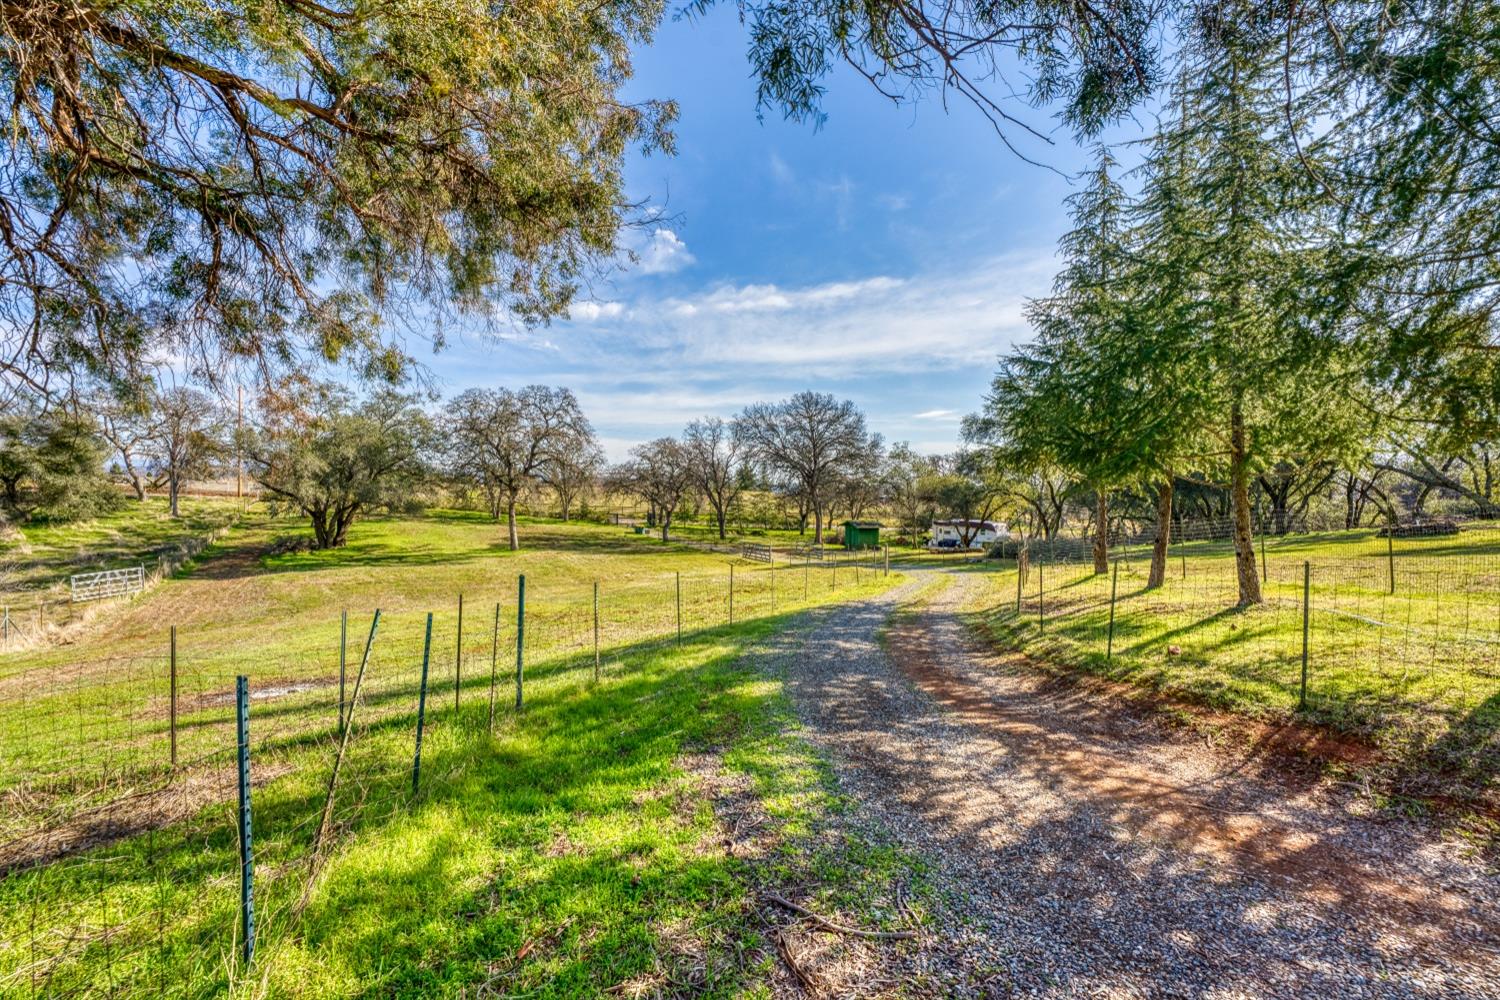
{"left": 427, "top": 6, "right": 1114, "bottom": 459}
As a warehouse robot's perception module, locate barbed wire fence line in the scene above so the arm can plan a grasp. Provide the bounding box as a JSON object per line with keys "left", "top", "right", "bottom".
{"left": 0, "top": 546, "right": 888, "bottom": 997}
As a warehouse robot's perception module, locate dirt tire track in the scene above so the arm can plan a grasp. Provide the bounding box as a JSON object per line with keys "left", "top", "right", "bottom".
{"left": 775, "top": 569, "right": 1500, "bottom": 998}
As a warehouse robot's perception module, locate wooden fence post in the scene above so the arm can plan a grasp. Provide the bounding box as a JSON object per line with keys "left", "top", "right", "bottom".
{"left": 1300, "top": 560, "right": 1311, "bottom": 711}
{"left": 169, "top": 626, "right": 178, "bottom": 767}
{"left": 338, "top": 610, "right": 347, "bottom": 736}
{"left": 310, "top": 611, "right": 380, "bottom": 858}
{"left": 1387, "top": 533, "right": 1396, "bottom": 594}
{"left": 1037, "top": 560, "right": 1045, "bottom": 632}
{"left": 454, "top": 593, "right": 463, "bottom": 712}
{"left": 488, "top": 603, "right": 500, "bottom": 734}
{"left": 1106, "top": 562, "right": 1119, "bottom": 662}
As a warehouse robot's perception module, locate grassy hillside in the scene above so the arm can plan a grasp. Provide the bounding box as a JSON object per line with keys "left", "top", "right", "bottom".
{"left": 0, "top": 497, "right": 243, "bottom": 616}
{"left": 0, "top": 511, "right": 911, "bottom": 997}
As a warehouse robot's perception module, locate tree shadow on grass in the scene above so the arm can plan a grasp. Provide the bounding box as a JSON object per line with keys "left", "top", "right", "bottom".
{"left": 1388, "top": 688, "right": 1500, "bottom": 826}
{"left": 0, "top": 610, "right": 818, "bottom": 997}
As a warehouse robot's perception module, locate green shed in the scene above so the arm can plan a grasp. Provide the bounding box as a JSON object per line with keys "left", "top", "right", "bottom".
{"left": 842, "top": 520, "right": 881, "bottom": 550}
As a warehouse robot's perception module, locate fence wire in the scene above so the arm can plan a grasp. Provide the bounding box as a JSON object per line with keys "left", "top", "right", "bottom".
{"left": 0, "top": 549, "right": 886, "bottom": 997}
{"left": 987, "top": 521, "right": 1500, "bottom": 732}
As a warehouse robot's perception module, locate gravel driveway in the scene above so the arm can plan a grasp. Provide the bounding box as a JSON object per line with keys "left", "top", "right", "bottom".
{"left": 768, "top": 569, "right": 1500, "bottom": 999}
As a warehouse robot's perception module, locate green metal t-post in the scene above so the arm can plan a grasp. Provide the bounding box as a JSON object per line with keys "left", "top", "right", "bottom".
{"left": 412, "top": 613, "right": 433, "bottom": 796}
{"left": 515, "top": 575, "right": 526, "bottom": 710}
{"left": 235, "top": 676, "right": 255, "bottom": 968}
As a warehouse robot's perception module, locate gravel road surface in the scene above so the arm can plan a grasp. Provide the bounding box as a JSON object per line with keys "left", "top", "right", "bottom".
{"left": 762, "top": 569, "right": 1499, "bottom": 999}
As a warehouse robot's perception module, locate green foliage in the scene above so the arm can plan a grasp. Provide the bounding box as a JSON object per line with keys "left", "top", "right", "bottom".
{"left": 1, "top": 0, "right": 677, "bottom": 393}
{"left": 0, "top": 407, "right": 121, "bottom": 522}
{"left": 1327, "top": 0, "right": 1500, "bottom": 440}
{"left": 248, "top": 389, "right": 432, "bottom": 549}
{"left": 692, "top": 0, "right": 1162, "bottom": 144}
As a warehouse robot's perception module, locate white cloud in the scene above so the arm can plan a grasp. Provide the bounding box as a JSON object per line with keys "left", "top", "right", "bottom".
{"left": 877, "top": 193, "right": 910, "bottom": 212}
{"left": 913, "top": 409, "right": 961, "bottom": 421}
{"left": 635, "top": 228, "right": 696, "bottom": 275}
{"left": 568, "top": 300, "right": 624, "bottom": 323}
{"left": 665, "top": 276, "right": 904, "bottom": 317}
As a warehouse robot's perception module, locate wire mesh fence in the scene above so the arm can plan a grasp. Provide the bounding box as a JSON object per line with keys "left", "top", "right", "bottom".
{"left": 0, "top": 548, "right": 888, "bottom": 997}
{"left": 981, "top": 521, "right": 1500, "bottom": 732}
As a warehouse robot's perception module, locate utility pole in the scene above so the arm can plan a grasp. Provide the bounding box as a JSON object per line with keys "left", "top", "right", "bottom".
{"left": 236, "top": 385, "right": 244, "bottom": 507}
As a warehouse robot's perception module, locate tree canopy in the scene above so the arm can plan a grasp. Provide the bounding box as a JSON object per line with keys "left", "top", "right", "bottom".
{"left": 1, "top": 1, "right": 676, "bottom": 398}
{"left": 248, "top": 388, "right": 430, "bottom": 549}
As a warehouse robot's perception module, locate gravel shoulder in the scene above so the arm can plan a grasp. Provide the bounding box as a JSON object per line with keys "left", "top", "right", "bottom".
{"left": 766, "top": 568, "right": 1500, "bottom": 999}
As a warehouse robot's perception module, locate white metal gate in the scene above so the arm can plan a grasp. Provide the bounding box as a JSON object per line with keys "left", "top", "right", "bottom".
{"left": 69, "top": 565, "right": 146, "bottom": 603}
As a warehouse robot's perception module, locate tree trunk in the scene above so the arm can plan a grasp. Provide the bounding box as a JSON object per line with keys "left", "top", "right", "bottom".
{"left": 130, "top": 474, "right": 146, "bottom": 502}
{"left": 329, "top": 506, "right": 356, "bottom": 547}
{"left": 1147, "top": 478, "right": 1172, "bottom": 589}
{"left": 812, "top": 502, "right": 824, "bottom": 544}
{"left": 1229, "top": 404, "right": 1263, "bottom": 606}
{"left": 1092, "top": 491, "right": 1109, "bottom": 575}
{"left": 716, "top": 505, "right": 726, "bottom": 539}
{"left": 168, "top": 474, "right": 181, "bottom": 518}
{"left": 311, "top": 508, "right": 331, "bottom": 549}
{"left": 506, "top": 498, "right": 520, "bottom": 551}
{"left": 660, "top": 512, "right": 671, "bottom": 543}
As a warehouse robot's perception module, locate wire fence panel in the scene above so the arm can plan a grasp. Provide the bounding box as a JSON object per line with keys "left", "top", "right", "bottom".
{"left": 0, "top": 555, "right": 890, "bottom": 996}
{"left": 986, "top": 522, "right": 1500, "bottom": 734}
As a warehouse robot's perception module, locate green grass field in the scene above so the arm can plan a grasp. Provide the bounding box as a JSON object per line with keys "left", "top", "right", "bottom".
{"left": 965, "top": 524, "right": 1500, "bottom": 796}
{"left": 0, "top": 509, "right": 909, "bottom": 997}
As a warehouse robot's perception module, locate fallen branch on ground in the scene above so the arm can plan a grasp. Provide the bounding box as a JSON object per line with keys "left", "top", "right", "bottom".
{"left": 763, "top": 892, "right": 919, "bottom": 940}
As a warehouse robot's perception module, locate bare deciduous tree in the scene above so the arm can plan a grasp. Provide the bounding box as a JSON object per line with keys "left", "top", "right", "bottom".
{"left": 546, "top": 442, "right": 604, "bottom": 522}
{"left": 683, "top": 417, "right": 745, "bottom": 539}
{"left": 444, "top": 386, "right": 594, "bottom": 550}
{"left": 613, "top": 438, "right": 694, "bottom": 542}
{"left": 86, "top": 390, "right": 153, "bottom": 502}
{"left": 737, "top": 392, "right": 873, "bottom": 545}
{"left": 148, "top": 386, "right": 224, "bottom": 517}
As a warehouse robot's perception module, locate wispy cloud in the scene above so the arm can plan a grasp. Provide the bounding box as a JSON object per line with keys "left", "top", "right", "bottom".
{"left": 769, "top": 151, "right": 794, "bottom": 184}
{"left": 433, "top": 251, "right": 1054, "bottom": 460}
{"left": 561, "top": 253, "right": 1047, "bottom": 376}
